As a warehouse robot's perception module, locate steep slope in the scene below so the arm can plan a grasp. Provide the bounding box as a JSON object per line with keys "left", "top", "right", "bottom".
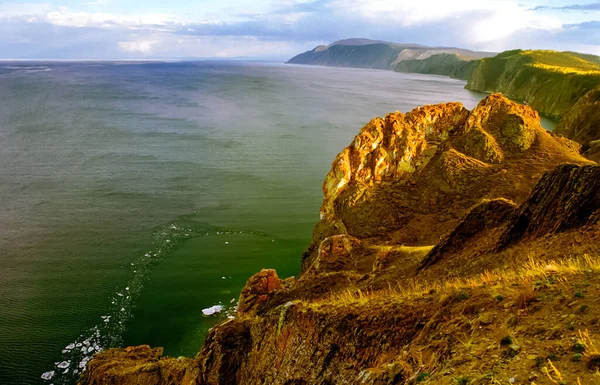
{"left": 304, "top": 94, "right": 590, "bottom": 272}
{"left": 287, "top": 39, "right": 492, "bottom": 70}
{"left": 466, "top": 50, "right": 600, "bottom": 119}
{"left": 78, "top": 96, "right": 599, "bottom": 385}
{"left": 555, "top": 89, "right": 600, "bottom": 162}
{"left": 394, "top": 53, "right": 479, "bottom": 80}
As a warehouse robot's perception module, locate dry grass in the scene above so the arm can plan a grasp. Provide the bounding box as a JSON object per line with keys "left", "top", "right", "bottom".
{"left": 321, "top": 254, "right": 600, "bottom": 307}
{"left": 530, "top": 63, "right": 600, "bottom": 75}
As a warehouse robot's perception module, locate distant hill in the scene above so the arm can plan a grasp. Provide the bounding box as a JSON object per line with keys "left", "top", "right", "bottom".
{"left": 288, "top": 41, "right": 600, "bottom": 162}
{"left": 287, "top": 38, "right": 494, "bottom": 70}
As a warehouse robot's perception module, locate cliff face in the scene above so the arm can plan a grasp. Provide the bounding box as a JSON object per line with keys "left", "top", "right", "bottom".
{"left": 555, "top": 90, "right": 600, "bottom": 162}
{"left": 79, "top": 95, "right": 600, "bottom": 385}
{"left": 303, "top": 93, "right": 588, "bottom": 272}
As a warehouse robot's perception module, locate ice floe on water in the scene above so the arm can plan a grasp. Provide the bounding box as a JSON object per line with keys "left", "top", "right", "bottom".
{"left": 202, "top": 305, "right": 224, "bottom": 316}
{"left": 41, "top": 221, "right": 266, "bottom": 384}
{"left": 41, "top": 371, "right": 54, "bottom": 380}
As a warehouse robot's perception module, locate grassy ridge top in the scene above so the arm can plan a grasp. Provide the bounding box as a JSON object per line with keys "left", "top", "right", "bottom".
{"left": 498, "top": 49, "right": 600, "bottom": 75}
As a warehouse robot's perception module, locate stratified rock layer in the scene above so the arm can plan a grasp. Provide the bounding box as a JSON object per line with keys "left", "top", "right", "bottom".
{"left": 497, "top": 164, "right": 600, "bottom": 249}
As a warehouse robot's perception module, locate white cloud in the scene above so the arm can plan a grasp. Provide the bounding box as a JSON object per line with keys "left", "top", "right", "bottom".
{"left": 0, "top": 0, "right": 597, "bottom": 59}
{"left": 0, "top": 5, "right": 181, "bottom": 29}
{"left": 118, "top": 39, "right": 158, "bottom": 54}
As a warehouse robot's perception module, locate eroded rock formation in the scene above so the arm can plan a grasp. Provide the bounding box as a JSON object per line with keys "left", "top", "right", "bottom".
{"left": 79, "top": 95, "right": 600, "bottom": 385}
{"left": 304, "top": 93, "right": 590, "bottom": 272}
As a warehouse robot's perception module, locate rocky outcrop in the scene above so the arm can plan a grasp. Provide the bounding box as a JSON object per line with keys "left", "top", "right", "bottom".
{"left": 555, "top": 89, "right": 600, "bottom": 162}
{"left": 237, "top": 269, "right": 283, "bottom": 315}
{"left": 304, "top": 93, "right": 589, "bottom": 273}
{"left": 78, "top": 345, "right": 196, "bottom": 385}
{"left": 417, "top": 164, "right": 600, "bottom": 276}
{"left": 497, "top": 164, "right": 600, "bottom": 249}
{"left": 419, "top": 198, "right": 517, "bottom": 269}
{"left": 80, "top": 95, "right": 600, "bottom": 385}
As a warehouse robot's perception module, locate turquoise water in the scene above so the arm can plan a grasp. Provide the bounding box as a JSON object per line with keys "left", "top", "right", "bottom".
{"left": 0, "top": 61, "right": 494, "bottom": 384}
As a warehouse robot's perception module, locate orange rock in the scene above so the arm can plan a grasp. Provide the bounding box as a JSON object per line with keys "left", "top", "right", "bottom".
{"left": 237, "top": 269, "right": 282, "bottom": 315}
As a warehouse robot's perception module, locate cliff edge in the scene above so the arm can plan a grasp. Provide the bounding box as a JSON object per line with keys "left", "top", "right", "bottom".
{"left": 79, "top": 95, "right": 600, "bottom": 385}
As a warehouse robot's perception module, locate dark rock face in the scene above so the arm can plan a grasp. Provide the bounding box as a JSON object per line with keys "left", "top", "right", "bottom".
{"left": 497, "top": 164, "right": 600, "bottom": 249}
{"left": 420, "top": 198, "right": 518, "bottom": 269}
{"left": 197, "top": 320, "right": 253, "bottom": 385}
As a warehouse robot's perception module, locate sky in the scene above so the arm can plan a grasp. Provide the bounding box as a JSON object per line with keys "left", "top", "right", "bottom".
{"left": 0, "top": 0, "right": 599, "bottom": 60}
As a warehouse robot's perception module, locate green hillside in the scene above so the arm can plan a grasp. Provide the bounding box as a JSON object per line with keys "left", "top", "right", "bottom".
{"left": 288, "top": 42, "right": 412, "bottom": 70}
{"left": 466, "top": 50, "right": 600, "bottom": 118}
{"left": 394, "top": 53, "right": 478, "bottom": 80}
{"left": 287, "top": 39, "right": 493, "bottom": 70}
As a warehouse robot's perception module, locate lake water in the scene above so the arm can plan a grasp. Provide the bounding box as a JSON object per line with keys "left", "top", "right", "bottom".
{"left": 0, "top": 61, "right": 531, "bottom": 384}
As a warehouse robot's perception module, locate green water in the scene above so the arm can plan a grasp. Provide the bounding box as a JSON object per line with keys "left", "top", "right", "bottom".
{"left": 0, "top": 61, "right": 496, "bottom": 384}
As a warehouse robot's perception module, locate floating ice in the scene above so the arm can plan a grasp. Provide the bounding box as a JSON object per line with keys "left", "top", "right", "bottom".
{"left": 125, "top": 287, "right": 129, "bottom": 291}
{"left": 166, "top": 239, "right": 171, "bottom": 243}
{"left": 57, "top": 361, "right": 70, "bottom": 369}
{"left": 145, "top": 253, "right": 150, "bottom": 257}
{"left": 202, "top": 305, "right": 224, "bottom": 316}
{"left": 41, "top": 371, "right": 55, "bottom": 380}
{"left": 65, "top": 343, "right": 75, "bottom": 350}
{"left": 225, "top": 241, "right": 229, "bottom": 244}
{"left": 221, "top": 277, "right": 226, "bottom": 279}
{"left": 79, "top": 357, "right": 90, "bottom": 369}
{"left": 121, "top": 307, "right": 125, "bottom": 312}
{"left": 230, "top": 298, "right": 236, "bottom": 303}
{"left": 117, "top": 292, "right": 124, "bottom": 297}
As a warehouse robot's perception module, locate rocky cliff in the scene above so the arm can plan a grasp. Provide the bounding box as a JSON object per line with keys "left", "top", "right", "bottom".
{"left": 79, "top": 95, "right": 600, "bottom": 385}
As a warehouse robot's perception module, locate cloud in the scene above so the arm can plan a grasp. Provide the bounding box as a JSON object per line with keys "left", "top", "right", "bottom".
{"left": 118, "top": 40, "right": 158, "bottom": 54}
{"left": 534, "top": 2, "right": 600, "bottom": 12}
{"left": 0, "top": 0, "right": 597, "bottom": 59}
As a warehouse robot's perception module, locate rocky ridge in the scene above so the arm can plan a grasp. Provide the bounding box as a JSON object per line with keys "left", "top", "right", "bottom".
{"left": 79, "top": 95, "right": 600, "bottom": 385}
